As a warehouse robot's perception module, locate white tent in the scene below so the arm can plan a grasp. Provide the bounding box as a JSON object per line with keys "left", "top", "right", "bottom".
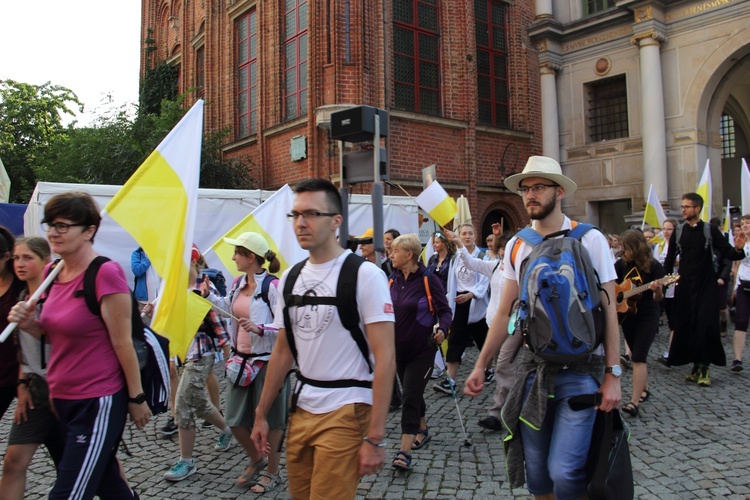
{"left": 24, "top": 182, "right": 419, "bottom": 284}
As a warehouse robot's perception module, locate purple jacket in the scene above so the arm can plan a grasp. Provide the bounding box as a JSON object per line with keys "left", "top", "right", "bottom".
{"left": 390, "top": 263, "right": 453, "bottom": 362}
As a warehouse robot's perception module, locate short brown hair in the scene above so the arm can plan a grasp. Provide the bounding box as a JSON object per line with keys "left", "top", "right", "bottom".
{"left": 43, "top": 192, "right": 101, "bottom": 243}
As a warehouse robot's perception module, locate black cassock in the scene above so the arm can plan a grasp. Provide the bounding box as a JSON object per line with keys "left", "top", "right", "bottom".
{"left": 664, "top": 221, "right": 744, "bottom": 366}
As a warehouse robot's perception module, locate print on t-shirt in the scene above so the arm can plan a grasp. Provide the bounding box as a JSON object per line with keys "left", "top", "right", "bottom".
{"left": 623, "top": 266, "right": 643, "bottom": 286}
{"left": 292, "top": 281, "right": 336, "bottom": 341}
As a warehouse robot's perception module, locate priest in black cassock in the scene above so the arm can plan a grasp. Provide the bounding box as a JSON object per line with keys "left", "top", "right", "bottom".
{"left": 664, "top": 192, "right": 746, "bottom": 386}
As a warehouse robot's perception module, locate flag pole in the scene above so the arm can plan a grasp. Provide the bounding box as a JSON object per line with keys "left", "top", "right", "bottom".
{"left": 2, "top": 205, "right": 117, "bottom": 343}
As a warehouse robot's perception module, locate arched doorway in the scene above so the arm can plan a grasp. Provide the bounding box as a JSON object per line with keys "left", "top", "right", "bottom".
{"left": 481, "top": 207, "right": 521, "bottom": 243}
{"left": 691, "top": 41, "right": 750, "bottom": 216}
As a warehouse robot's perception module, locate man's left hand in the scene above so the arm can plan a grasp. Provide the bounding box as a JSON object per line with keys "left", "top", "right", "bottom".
{"left": 359, "top": 442, "right": 385, "bottom": 476}
{"left": 596, "top": 374, "right": 622, "bottom": 412}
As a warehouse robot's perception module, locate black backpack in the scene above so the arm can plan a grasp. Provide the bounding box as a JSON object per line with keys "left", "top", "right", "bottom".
{"left": 203, "top": 268, "right": 227, "bottom": 296}
{"left": 282, "top": 253, "right": 372, "bottom": 409}
{"left": 45, "top": 257, "right": 171, "bottom": 415}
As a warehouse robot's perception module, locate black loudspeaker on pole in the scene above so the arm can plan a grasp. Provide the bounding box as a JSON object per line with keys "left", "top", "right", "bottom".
{"left": 339, "top": 186, "right": 349, "bottom": 249}
{"left": 372, "top": 182, "right": 384, "bottom": 252}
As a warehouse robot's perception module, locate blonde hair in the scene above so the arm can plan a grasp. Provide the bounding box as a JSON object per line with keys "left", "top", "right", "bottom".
{"left": 392, "top": 234, "right": 421, "bottom": 263}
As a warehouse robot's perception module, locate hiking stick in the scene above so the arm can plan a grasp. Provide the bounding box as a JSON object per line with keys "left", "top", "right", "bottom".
{"left": 436, "top": 344, "right": 472, "bottom": 447}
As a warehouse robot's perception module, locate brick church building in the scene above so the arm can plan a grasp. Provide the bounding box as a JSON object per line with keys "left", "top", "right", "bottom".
{"left": 140, "top": 0, "right": 543, "bottom": 236}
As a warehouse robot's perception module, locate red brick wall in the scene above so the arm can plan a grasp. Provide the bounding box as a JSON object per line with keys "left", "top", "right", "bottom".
{"left": 140, "top": 0, "right": 541, "bottom": 234}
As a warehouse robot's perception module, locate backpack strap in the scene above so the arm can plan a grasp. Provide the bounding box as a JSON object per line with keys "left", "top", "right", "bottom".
{"left": 256, "top": 273, "right": 278, "bottom": 312}
{"left": 567, "top": 222, "right": 595, "bottom": 241}
{"left": 282, "top": 259, "right": 307, "bottom": 367}
{"left": 77, "top": 256, "right": 111, "bottom": 316}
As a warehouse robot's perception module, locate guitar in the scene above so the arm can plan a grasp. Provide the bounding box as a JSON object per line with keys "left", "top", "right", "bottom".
{"left": 615, "top": 274, "right": 679, "bottom": 323}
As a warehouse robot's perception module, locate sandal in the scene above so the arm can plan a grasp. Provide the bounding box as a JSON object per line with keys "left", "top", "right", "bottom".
{"left": 412, "top": 427, "right": 431, "bottom": 450}
{"left": 235, "top": 457, "right": 267, "bottom": 486}
{"left": 250, "top": 470, "right": 281, "bottom": 493}
{"left": 392, "top": 451, "right": 412, "bottom": 471}
{"left": 639, "top": 389, "right": 651, "bottom": 403}
{"left": 622, "top": 402, "right": 639, "bottom": 417}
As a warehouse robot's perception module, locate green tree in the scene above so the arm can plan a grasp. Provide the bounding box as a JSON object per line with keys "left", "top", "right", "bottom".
{"left": 0, "top": 79, "right": 82, "bottom": 202}
{"left": 36, "top": 95, "right": 257, "bottom": 189}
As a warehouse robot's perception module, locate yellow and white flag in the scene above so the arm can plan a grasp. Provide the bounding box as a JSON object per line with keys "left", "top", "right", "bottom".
{"left": 697, "top": 160, "right": 712, "bottom": 222}
{"left": 416, "top": 180, "right": 457, "bottom": 228}
{"left": 102, "top": 100, "right": 210, "bottom": 359}
{"left": 0, "top": 157, "right": 10, "bottom": 203}
{"left": 206, "top": 184, "right": 307, "bottom": 277}
{"left": 643, "top": 184, "right": 667, "bottom": 231}
{"left": 741, "top": 159, "right": 750, "bottom": 216}
{"left": 723, "top": 199, "right": 731, "bottom": 234}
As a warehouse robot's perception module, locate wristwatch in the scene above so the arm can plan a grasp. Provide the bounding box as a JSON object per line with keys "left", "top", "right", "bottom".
{"left": 605, "top": 365, "right": 623, "bottom": 377}
{"left": 128, "top": 393, "right": 147, "bottom": 404}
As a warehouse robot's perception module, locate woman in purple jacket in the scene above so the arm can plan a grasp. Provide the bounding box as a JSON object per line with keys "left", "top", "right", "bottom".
{"left": 389, "top": 234, "right": 452, "bottom": 471}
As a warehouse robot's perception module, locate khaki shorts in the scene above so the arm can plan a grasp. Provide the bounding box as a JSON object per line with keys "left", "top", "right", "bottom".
{"left": 286, "top": 403, "right": 371, "bottom": 499}
{"left": 225, "top": 362, "right": 290, "bottom": 430}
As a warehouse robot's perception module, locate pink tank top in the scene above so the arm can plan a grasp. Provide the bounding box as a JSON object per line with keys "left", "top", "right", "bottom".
{"left": 232, "top": 292, "right": 252, "bottom": 353}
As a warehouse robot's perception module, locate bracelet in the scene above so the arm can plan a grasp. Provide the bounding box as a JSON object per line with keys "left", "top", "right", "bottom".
{"left": 17, "top": 379, "right": 29, "bottom": 387}
{"left": 362, "top": 436, "right": 387, "bottom": 448}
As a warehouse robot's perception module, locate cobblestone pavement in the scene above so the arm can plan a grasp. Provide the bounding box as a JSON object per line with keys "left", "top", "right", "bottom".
{"left": 2, "top": 322, "right": 749, "bottom": 499}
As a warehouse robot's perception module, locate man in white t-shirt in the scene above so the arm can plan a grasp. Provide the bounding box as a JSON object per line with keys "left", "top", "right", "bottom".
{"left": 251, "top": 179, "right": 395, "bottom": 499}
{"left": 464, "top": 156, "right": 621, "bottom": 499}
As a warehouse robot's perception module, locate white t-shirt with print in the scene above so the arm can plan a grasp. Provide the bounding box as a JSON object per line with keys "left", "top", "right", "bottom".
{"left": 273, "top": 250, "right": 394, "bottom": 414}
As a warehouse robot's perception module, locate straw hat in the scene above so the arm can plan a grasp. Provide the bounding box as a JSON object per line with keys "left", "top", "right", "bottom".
{"left": 504, "top": 156, "right": 577, "bottom": 196}
{"left": 358, "top": 228, "right": 374, "bottom": 239}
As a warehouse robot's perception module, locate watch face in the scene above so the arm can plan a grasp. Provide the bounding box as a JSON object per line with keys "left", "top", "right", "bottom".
{"left": 610, "top": 365, "right": 623, "bottom": 377}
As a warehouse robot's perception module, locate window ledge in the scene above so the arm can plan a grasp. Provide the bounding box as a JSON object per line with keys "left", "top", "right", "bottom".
{"left": 390, "top": 110, "right": 467, "bottom": 129}
{"left": 263, "top": 116, "right": 308, "bottom": 138}
{"left": 476, "top": 125, "right": 533, "bottom": 139}
{"left": 223, "top": 134, "right": 258, "bottom": 153}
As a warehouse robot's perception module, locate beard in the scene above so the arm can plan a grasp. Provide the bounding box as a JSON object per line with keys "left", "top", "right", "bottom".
{"left": 526, "top": 195, "right": 556, "bottom": 220}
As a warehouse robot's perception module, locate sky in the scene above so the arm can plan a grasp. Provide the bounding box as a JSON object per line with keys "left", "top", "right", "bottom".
{"left": 0, "top": 1, "right": 142, "bottom": 126}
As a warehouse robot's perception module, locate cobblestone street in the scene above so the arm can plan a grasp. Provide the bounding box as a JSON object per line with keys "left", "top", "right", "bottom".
{"left": 2, "top": 322, "right": 749, "bottom": 499}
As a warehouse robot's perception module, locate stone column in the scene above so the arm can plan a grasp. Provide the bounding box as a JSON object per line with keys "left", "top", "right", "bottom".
{"left": 634, "top": 31, "right": 668, "bottom": 201}
{"left": 535, "top": 0, "right": 553, "bottom": 19}
{"left": 540, "top": 63, "right": 561, "bottom": 161}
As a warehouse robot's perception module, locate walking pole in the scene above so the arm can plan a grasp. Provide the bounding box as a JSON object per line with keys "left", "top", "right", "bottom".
{"left": 435, "top": 328, "right": 472, "bottom": 447}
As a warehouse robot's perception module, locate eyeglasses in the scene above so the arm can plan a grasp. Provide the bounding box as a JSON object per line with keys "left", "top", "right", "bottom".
{"left": 517, "top": 184, "right": 558, "bottom": 196}
{"left": 680, "top": 205, "right": 696, "bottom": 210}
{"left": 42, "top": 222, "right": 86, "bottom": 234}
{"left": 286, "top": 210, "right": 339, "bottom": 221}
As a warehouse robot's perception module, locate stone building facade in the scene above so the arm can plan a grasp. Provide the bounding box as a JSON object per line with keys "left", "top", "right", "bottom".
{"left": 530, "top": 0, "right": 750, "bottom": 233}
{"left": 140, "top": 0, "right": 544, "bottom": 238}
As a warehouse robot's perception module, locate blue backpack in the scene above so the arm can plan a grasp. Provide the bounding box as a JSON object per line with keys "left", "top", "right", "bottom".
{"left": 512, "top": 223, "right": 606, "bottom": 364}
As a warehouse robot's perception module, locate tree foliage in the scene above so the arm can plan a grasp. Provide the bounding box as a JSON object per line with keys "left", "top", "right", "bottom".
{"left": 3, "top": 72, "right": 256, "bottom": 201}
{"left": 0, "top": 80, "right": 83, "bottom": 202}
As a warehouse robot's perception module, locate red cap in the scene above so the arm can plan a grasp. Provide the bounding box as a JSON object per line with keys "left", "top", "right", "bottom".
{"left": 191, "top": 244, "right": 200, "bottom": 261}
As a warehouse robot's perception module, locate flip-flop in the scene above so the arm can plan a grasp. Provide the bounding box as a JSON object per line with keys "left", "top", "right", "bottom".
{"left": 412, "top": 428, "right": 431, "bottom": 450}
{"left": 236, "top": 457, "right": 268, "bottom": 486}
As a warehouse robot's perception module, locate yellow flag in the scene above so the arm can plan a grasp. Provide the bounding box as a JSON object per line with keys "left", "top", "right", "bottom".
{"left": 205, "top": 184, "right": 307, "bottom": 278}
{"left": 697, "top": 160, "right": 712, "bottom": 222}
{"left": 416, "top": 180, "right": 457, "bottom": 228}
{"left": 102, "top": 100, "right": 205, "bottom": 359}
{"left": 643, "top": 184, "right": 666, "bottom": 230}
